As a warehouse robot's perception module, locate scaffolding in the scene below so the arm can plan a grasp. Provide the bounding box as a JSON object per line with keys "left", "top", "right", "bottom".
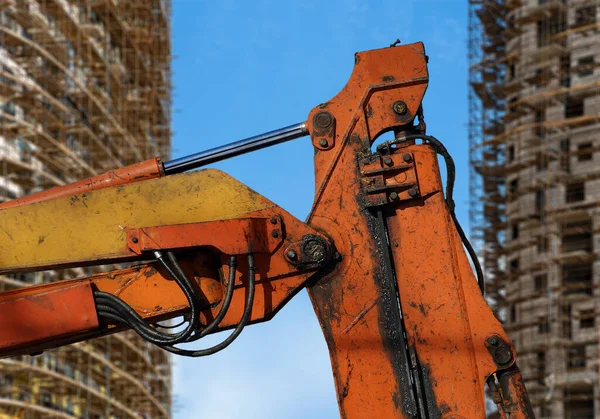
{"left": 0, "top": 0, "right": 172, "bottom": 417}
{"left": 469, "top": 0, "right": 600, "bottom": 417}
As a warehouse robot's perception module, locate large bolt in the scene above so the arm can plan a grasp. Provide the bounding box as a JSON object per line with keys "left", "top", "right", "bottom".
{"left": 408, "top": 188, "right": 419, "bottom": 198}
{"left": 270, "top": 217, "right": 278, "bottom": 225}
{"left": 287, "top": 249, "right": 297, "bottom": 260}
{"left": 393, "top": 101, "right": 408, "bottom": 115}
{"left": 304, "top": 240, "right": 326, "bottom": 261}
{"left": 389, "top": 192, "right": 399, "bottom": 201}
{"left": 383, "top": 157, "right": 393, "bottom": 166}
{"left": 271, "top": 230, "right": 280, "bottom": 239}
{"left": 319, "top": 138, "right": 329, "bottom": 147}
{"left": 314, "top": 112, "right": 333, "bottom": 130}
{"left": 494, "top": 347, "right": 513, "bottom": 366}
{"left": 403, "top": 153, "right": 412, "bottom": 163}
{"left": 131, "top": 236, "right": 139, "bottom": 244}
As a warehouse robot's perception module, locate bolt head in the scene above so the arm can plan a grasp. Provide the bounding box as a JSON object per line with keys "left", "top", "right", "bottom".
{"left": 487, "top": 336, "right": 499, "bottom": 346}
{"left": 270, "top": 217, "right": 278, "bottom": 225}
{"left": 310, "top": 245, "right": 325, "bottom": 259}
{"left": 314, "top": 112, "right": 333, "bottom": 129}
{"left": 403, "top": 153, "right": 412, "bottom": 163}
{"left": 408, "top": 188, "right": 418, "bottom": 198}
{"left": 319, "top": 138, "right": 329, "bottom": 147}
{"left": 389, "top": 191, "right": 399, "bottom": 201}
{"left": 393, "top": 101, "right": 408, "bottom": 115}
{"left": 271, "top": 230, "right": 280, "bottom": 239}
{"left": 131, "top": 236, "right": 138, "bottom": 244}
{"left": 383, "top": 157, "right": 393, "bottom": 166}
{"left": 304, "top": 240, "right": 326, "bottom": 262}
{"left": 287, "top": 249, "right": 297, "bottom": 260}
{"left": 494, "top": 347, "right": 513, "bottom": 366}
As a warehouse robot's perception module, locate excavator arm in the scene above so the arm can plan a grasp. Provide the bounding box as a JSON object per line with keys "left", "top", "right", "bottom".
{"left": 0, "top": 43, "right": 534, "bottom": 418}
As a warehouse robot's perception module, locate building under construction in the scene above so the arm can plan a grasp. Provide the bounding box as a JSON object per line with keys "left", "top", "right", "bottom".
{"left": 0, "top": 0, "right": 172, "bottom": 417}
{"left": 469, "top": 0, "right": 600, "bottom": 417}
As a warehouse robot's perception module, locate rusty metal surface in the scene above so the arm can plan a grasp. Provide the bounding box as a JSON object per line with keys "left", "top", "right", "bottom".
{"left": 359, "top": 151, "right": 420, "bottom": 206}
{"left": 0, "top": 42, "right": 534, "bottom": 418}
{"left": 304, "top": 42, "right": 532, "bottom": 418}
{"left": 497, "top": 366, "right": 536, "bottom": 418}
{"left": 306, "top": 42, "right": 432, "bottom": 418}
{"left": 386, "top": 145, "right": 508, "bottom": 416}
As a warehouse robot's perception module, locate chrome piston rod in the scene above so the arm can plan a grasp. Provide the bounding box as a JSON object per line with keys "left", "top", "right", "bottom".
{"left": 163, "top": 122, "right": 308, "bottom": 175}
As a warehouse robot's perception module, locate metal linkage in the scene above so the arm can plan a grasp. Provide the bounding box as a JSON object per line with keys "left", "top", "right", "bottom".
{"left": 163, "top": 122, "right": 308, "bottom": 174}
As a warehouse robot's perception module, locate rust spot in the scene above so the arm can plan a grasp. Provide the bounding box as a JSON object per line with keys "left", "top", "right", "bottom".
{"left": 341, "top": 360, "right": 353, "bottom": 399}
{"left": 439, "top": 403, "right": 451, "bottom": 414}
{"left": 382, "top": 75, "right": 395, "bottom": 82}
{"left": 342, "top": 298, "right": 378, "bottom": 334}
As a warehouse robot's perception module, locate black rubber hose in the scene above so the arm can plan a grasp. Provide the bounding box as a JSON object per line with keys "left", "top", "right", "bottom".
{"left": 187, "top": 255, "right": 237, "bottom": 342}
{"left": 95, "top": 292, "right": 195, "bottom": 345}
{"left": 109, "top": 255, "right": 237, "bottom": 341}
{"left": 94, "top": 251, "right": 201, "bottom": 345}
{"left": 159, "top": 254, "right": 256, "bottom": 357}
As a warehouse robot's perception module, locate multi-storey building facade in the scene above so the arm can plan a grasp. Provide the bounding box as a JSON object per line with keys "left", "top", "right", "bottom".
{"left": 0, "top": 0, "right": 172, "bottom": 417}
{"left": 469, "top": 1, "right": 600, "bottom": 417}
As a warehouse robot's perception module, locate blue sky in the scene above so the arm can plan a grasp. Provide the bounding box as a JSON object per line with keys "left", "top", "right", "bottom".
{"left": 170, "top": 1, "right": 469, "bottom": 417}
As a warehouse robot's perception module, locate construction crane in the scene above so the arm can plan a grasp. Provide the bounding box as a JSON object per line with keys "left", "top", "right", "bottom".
{"left": 0, "top": 43, "right": 534, "bottom": 418}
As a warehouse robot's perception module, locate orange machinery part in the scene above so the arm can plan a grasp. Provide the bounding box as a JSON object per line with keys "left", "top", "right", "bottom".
{"left": 0, "top": 207, "right": 331, "bottom": 357}
{"left": 0, "top": 157, "right": 164, "bottom": 210}
{"left": 0, "top": 281, "right": 98, "bottom": 352}
{"left": 303, "top": 42, "right": 533, "bottom": 417}
{"left": 0, "top": 42, "right": 533, "bottom": 418}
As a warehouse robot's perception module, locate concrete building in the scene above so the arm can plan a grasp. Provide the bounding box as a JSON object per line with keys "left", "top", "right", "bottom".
{"left": 469, "top": 1, "right": 600, "bottom": 417}
{"left": 0, "top": 0, "right": 172, "bottom": 417}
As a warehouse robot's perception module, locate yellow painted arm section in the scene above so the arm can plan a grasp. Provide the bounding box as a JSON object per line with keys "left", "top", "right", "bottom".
{"left": 0, "top": 168, "right": 331, "bottom": 357}
{"left": 0, "top": 169, "right": 273, "bottom": 272}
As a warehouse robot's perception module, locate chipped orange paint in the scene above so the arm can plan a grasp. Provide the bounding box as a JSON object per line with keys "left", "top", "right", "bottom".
{"left": 305, "top": 42, "right": 532, "bottom": 418}
{"left": 386, "top": 145, "right": 507, "bottom": 416}
{"left": 306, "top": 42, "right": 434, "bottom": 418}
{"left": 497, "top": 367, "right": 536, "bottom": 418}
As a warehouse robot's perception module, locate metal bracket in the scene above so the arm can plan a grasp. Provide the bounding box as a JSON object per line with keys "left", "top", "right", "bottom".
{"left": 311, "top": 111, "right": 336, "bottom": 151}
{"left": 359, "top": 151, "right": 420, "bottom": 207}
{"left": 126, "top": 217, "right": 284, "bottom": 256}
